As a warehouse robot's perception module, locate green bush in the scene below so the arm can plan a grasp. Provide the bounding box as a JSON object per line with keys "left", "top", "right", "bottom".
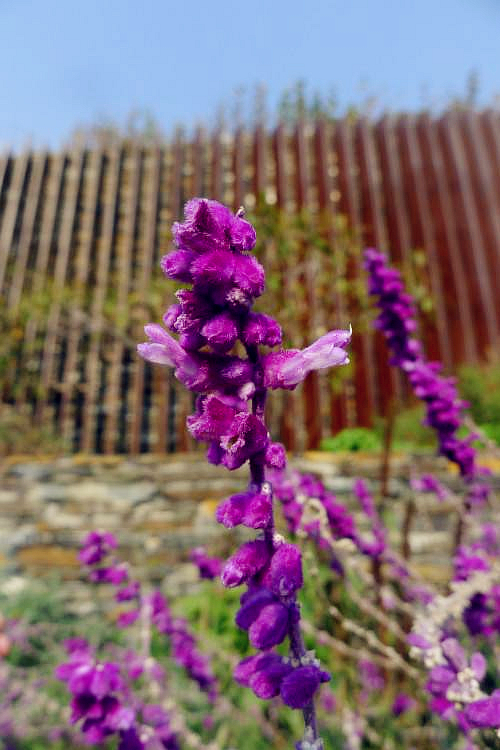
{"left": 320, "top": 427, "right": 381, "bottom": 452}
{"left": 458, "top": 359, "right": 500, "bottom": 426}
{"left": 388, "top": 404, "right": 437, "bottom": 451}
{"left": 477, "top": 422, "right": 500, "bottom": 447}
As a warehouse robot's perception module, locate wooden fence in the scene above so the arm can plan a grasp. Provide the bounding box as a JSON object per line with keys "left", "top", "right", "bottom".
{"left": 1, "top": 110, "right": 500, "bottom": 453}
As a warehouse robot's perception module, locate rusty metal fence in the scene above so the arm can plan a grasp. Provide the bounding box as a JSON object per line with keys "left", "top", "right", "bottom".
{"left": 1, "top": 110, "right": 500, "bottom": 453}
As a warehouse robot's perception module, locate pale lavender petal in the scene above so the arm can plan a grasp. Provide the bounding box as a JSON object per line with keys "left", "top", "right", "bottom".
{"left": 471, "top": 652, "right": 487, "bottom": 681}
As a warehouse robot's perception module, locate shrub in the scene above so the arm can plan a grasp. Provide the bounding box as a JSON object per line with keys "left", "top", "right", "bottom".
{"left": 320, "top": 427, "right": 381, "bottom": 453}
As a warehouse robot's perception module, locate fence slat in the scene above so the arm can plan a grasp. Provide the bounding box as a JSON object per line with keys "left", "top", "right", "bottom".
{"left": 21, "top": 153, "right": 66, "bottom": 391}
{"left": 416, "top": 114, "right": 478, "bottom": 363}
{"left": 129, "top": 147, "right": 161, "bottom": 453}
{"left": 334, "top": 118, "right": 377, "bottom": 426}
{"left": 59, "top": 149, "right": 104, "bottom": 443}
{"left": 253, "top": 125, "right": 267, "bottom": 202}
{"left": 0, "top": 152, "right": 11, "bottom": 202}
{"left": 294, "top": 121, "right": 322, "bottom": 448}
{"left": 314, "top": 118, "right": 350, "bottom": 432}
{"left": 8, "top": 152, "right": 48, "bottom": 311}
{"left": 459, "top": 111, "right": 500, "bottom": 333}
{"left": 439, "top": 112, "right": 498, "bottom": 351}
{"left": 0, "top": 151, "right": 30, "bottom": 293}
{"left": 395, "top": 116, "right": 452, "bottom": 368}
{"left": 103, "top": 146, "right": 142, "bottom": 453}
{"left": 81, "top": 146, "right": 122, "bottom": 452}
{"left": 36, "top": 150, "right": 85, "bottom": 421}
{"left": 357, "top": 119, "right": 401, "bottom": 415}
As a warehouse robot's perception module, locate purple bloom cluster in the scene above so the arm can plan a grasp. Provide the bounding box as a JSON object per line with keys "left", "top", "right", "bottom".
{"left": 190, "top": 547, "right": 223, "bottom": 580}
{"left": 453, "top": 526, "right": 500, "bottom": 639}
{"left": 358, "top": 659, "right": 385, "bottom": 704}
{"left": 410, "top": 610, "right": 500, "bottom": 738}
{"left": 363, "top": 249, "right": 489, "bottom": 502}
{"left": 463, "top": 587, "right": 500, "bottom": 638}
{"left": 139, "top": 199, "right": 350, "bottom": 472}
{"left": 271, "top": 470, "right": 386, "bottom": 565}
{"left": 391, "top": 693, "right": 416, "bottom": 717}
{"left": 55, "top": 639, "right": 179, "bottom": 749}
{"left": 78, "top": 531, "right": 218, "bottom": 702}
{"left": 271, "top": 469, "right": 357, "bottom": 542}
{"left": 271, "top": 468, "right": 435, "bottom": 607}
{"left": 424, "top": 638, "right": 500, "bottom": 734}
{"left": 138, "top": 199, "right": 351, "bottom": 747}
{"left": 410, "top": 473, "right": 450, "bottom": 503}
{"left": 55, "top": 640, "right": 134, "bottom": 746}
{"left": 148, "top": 591, "right": 218, "bottom": 702}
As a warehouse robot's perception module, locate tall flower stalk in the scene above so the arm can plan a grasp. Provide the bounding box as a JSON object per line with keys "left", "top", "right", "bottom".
{"left": 363, "top": 248, "right": 490, "bottom": 516}
{"left": 138, "top": 198, "right": 351, "bottom": 749}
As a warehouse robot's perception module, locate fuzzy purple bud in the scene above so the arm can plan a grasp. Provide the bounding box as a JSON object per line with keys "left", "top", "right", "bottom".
{"left": 265, "top": 442, "right": 287, "bottom": 469}
{"left": 201, "top": 312, "right": 239, "bottom": 352}
{"left": 265, "top": 543, "right": 303, "bottom": 598}
{"left": 221, "top": 540, "right": 271, "bottom": 588}
{"left": 234, "top": 652, "right": 293, "bottom": 700}
{"left": 241, "top": 312, "right": 282, "bottom": 347}
{"left": 280, "top": 666, "right": 330, "bottom": 709}
{"left": 160, "top": 249, "right": 195, "bottom": 282}
{"left": 248, "top": 602, "right": 290, "bottom": 649}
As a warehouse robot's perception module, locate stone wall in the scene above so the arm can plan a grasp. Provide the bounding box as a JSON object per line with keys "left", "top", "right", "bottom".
{"left": 1, "top": 452, "right": 499, "bottom": 600}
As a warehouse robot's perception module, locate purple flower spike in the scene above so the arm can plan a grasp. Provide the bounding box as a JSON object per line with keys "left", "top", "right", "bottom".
{"left": 173, "top": 198, "right": 256, "bottom": 254}
{"left": 217, "top": 488, "right": 274, "bottom": 530}
{"left": 218, "top": 412, "right": 269, "bottom": 470}
{"left": 138, "top": 199, "right": 343, "bottom": 748}
{"left": 236, "top": 589, "right": 277, "bottom": 629}
{"left": 364, "top": 246, "right": 490, "bottom": 509}
{"left": 441, "top": 638, "right": 467, "bottom": 672}
{"left": 242, "top": 488, "right": 273, "bottom": 529}
{"left": 137, "top": 324, "right": 185, "bottom": 368}
{"left": 215, "top": 492, "right": 248, "bottom": 527}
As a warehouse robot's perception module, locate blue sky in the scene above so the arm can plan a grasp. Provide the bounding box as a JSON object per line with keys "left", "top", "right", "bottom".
{"left": 1, "top": 0, "right": 500, "bottom": 149}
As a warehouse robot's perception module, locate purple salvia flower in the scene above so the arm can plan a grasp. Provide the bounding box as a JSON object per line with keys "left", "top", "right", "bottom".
{"left": 280, "top": 666, "right": 331, "bottom": 709}
{"left": 364, "top": 248, "right": 490, "bottom": 507}
{"left": 79, "top": 531, "right": 118, "bottom": 566}
{"left": 410, "top": 473, "right": 450, "bottom": 502}
{"left": 464, "top": 694, "right": 500, "bottom": 729}
{"left": 137, "top": 198, "right": 351, "bottom": 747}
{"left": 190, "top": 547, "right": 223, "bottom": 580}
{"left": 392, "top": 693, "right": 416, "bottom": 716}
{"left": 263, "top": 328, "right": 350, "bottom": 390}
{"left": 221, "top": 540, "right": 271, "bottom": 588}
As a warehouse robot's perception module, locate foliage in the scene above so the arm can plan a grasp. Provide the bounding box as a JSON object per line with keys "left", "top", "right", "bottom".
{"left": 0, "top": 405, "right": 68, "bottom": 457}
{"left": 320, "top": 427, "right": 381, "bottom": 453}
{"left": 458, "top": 358, "right": 500, "bottom": 432}
{"left": 319, "top": 406, "right": 438, "bottom": 454}
{"left": 387, "top": 404, "right": 437, "bottom": 451}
